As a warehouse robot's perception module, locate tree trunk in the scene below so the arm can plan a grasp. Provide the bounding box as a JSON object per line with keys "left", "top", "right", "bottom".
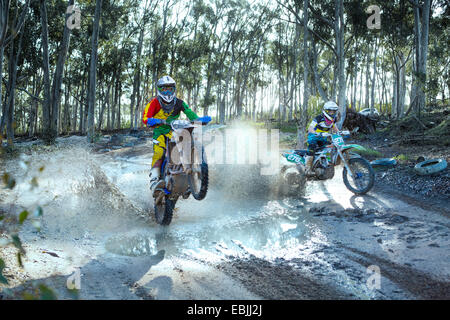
{"left": 297, "top": 0, "right": 309, "bottom": 149}
{"left": 5, "top": 28, "right": 24, "bottom": 144}
{"left": 0, "top": 0, "right": 10, "bottom": 133}
{"left": 98, "top": 83, "right": 110, "bottom": 130}
{"left": 28, "top": 75, "right": 37, "bottom": 137}
{"left": 79, "top": 78, "right": 86, "bottom": 133}
{"left": 398, "top": 52, "right": 406, "bottom": 117}
{"left": 87, "top": 0, "right": 102, "bottom": 142}
{"left": 370, "top": 39, "right": 378, "bottom": 115}
{"left": 413, "top": 0, "right": 432, "bottom": 118}
{"left": 358, "top": 64, "right": 363, "bottom": 110}
{"left": 311, "top": 40, "right": 329, "bottom": 102}
{"left": 72, "top": 85, "right": 79, "bottom": 132}
{"left": 40, "top": 0, "right": 52, "bottom": 142}
{"left": 62, "top": 82, "right": 71, "bottom": 133}
{"left": 0, "top": 45, "right": 5, "bottom": 133}
{"left": 130, "top": 26, "right": 144, "bottom": 130}
{"left": 352, "top": 42, "right": 358, "bottom": 111}
{"left": 118, "top": 86, "right": 121, "bottom": 129}
{"left": 112, "top": 74, "right": 120, "bottom": 129}
{"left": 392, "top": 68, "right": 398, "bottom": 119}
{"left": 335, "top": 0, "right": 346, "bottom": 129}
{"left": 50, "top": 0, "right": 74, "bottom": 139}
{"left": 365, "top": 50, "right": 370, "bottom": 109}
{"left": 107, "top": 84, "right": 111, "bottom": 131}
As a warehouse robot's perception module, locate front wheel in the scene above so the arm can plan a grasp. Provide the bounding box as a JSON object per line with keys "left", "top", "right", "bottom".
{"left": 154, "top": 197, "right": 177, "bottom": 225}
{"left": 343, "top": 157, "right": 375, "bottom": 195}
{"left": 188, "top": 146, "right": 208, "bottom": 200}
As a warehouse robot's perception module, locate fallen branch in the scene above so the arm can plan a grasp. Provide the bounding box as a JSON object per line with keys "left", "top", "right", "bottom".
{"left": 404, "top": 95, "right": 417, "bottom": 117}
{"left": 412, "top": 114, "right": 427, "bottom": 129}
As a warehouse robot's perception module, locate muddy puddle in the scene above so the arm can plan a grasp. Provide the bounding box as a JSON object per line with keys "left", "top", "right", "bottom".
{"left": 103, "top": 194, "right": 316, "bottom": 259}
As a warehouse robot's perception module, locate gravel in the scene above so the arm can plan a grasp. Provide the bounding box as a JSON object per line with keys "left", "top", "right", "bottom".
{"left": 375, "top": 165, "right": 450, "bottom": 199}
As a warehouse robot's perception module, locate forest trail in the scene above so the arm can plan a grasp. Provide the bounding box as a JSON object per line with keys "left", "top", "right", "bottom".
{"left": 0, "top": 133, "right": 449, "bottom": 300}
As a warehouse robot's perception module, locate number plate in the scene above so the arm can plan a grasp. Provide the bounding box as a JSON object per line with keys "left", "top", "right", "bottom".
{"left": 287, "top": 154, "right": 304, "bottom": 164}
{"left": 332, "top": 135, "right": 344, "bottom": 146}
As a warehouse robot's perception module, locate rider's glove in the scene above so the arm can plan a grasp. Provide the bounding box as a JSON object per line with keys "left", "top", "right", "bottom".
{"left": 196, "top": 116, "right": 211, "bottom": 124}
{"left": 147, "top": 118, "right": 162, "bottom": 127}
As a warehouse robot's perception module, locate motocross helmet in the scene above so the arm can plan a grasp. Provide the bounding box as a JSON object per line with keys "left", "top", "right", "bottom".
{"left": 323, "top": 101, "right": 339, "bottom": 125}
{"left": 156, "top": 76, "right": 176, "bottom": 106}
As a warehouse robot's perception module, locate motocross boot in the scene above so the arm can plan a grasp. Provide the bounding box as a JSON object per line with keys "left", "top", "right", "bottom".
{"left": 149, "top": 167, "right": 161, "bottom": 194}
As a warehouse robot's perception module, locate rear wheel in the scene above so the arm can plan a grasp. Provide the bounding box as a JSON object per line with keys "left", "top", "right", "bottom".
{"left": 343, "top": 157, "right": 375, "bottom": 195}
{"left": 188, "top": 146, "right": 208, "bottom": 200}
{"left": 154, "top": 197, "right": 176, "bottom": 225}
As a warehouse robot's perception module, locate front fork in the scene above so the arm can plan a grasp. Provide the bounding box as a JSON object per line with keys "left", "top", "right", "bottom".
{"left": 337, "top": 149, "right": 354, "bottom": 178}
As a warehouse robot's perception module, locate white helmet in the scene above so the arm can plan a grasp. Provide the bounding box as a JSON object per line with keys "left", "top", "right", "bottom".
{"left": 323, "top": 101, "right": 339, "bottom": 121}
{"left": 156, "top": 76, "right": 176, "bottom": 104}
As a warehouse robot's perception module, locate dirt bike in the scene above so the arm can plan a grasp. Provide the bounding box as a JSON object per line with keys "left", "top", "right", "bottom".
{"left": 152, "top": 120, "right": 209, "bottom": 225}
{"left": 282, "top": 131, "right": 375, "bottom": 195}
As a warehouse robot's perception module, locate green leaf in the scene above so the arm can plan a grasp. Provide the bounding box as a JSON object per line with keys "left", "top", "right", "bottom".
{"left": 38, "top": 284, "right": 57, "bottom": 300}
{"left": 0, "top": 258, "right": 9, "bottom": 285}
{"left": 19, "top": 210, "right": 30, "bottom": 224}
{"left": 11, "top": 234, "right": 26, "bottom": 254}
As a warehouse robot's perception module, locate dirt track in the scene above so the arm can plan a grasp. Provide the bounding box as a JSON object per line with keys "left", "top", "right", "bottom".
{"left": 0, "top": 133, "right": 449, "bottom": 300}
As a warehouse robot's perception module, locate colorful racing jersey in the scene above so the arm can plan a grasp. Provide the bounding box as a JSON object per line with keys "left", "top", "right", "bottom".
{"left": 142, "top": 97, "right": 199, "bottom": 138}
{"left": 309, "top": 114, "right": 336, "bottom": 133}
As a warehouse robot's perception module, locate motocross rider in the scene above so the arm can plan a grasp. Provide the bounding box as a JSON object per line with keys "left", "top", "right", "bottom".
{"left": 304, "top": 101, "right": 340, "bottom": 176}
{"left": 142, "top": 75, "right": 211, "bottom": 192}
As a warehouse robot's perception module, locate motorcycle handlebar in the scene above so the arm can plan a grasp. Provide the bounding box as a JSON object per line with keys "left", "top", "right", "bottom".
{"left": 153, "top": 119, "right": 209, "bottom": 126}
{"left": 317, "top": 130, "right": 350, "bottom": 137}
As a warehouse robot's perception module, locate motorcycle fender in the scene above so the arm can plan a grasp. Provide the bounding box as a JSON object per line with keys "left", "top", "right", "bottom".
{"left": 342, "top": 144, "right": 366, "bottom": 152}
{"left": 341, "top": 150, "right": 361, "bottom": 159}
{"left": 348, "top": 152, "right": 362, "bottom": 159}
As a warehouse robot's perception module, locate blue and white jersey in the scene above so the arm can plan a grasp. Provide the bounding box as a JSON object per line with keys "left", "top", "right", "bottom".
{"left": 309, "top": 114, "right": 335, "bottom": 133}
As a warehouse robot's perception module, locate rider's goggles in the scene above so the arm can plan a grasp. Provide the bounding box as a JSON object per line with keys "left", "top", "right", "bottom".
{"left": 326, "top": 110, "right": 337, "bottom": 116}
{"left": 158, "top": 86, "right": 175, "bottom": 95}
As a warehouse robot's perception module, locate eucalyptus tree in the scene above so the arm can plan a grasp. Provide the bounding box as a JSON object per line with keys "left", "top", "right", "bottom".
{"left": 0, "top": 0, "right": 30, "bottom": 144}
{"left": 409, "top": 0, "right": 433, "bottom": 118}
{"left": 86, "top": 0, "right": 103, "bottom": 143}
{"left": 49, "top": 0, "right": 74, "bottom": 140}
{"left": 230, "top": 2, "right": 274, "bottom": 119}
{"left": 426, "top": 1, "right": 450, "bottom": 104}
